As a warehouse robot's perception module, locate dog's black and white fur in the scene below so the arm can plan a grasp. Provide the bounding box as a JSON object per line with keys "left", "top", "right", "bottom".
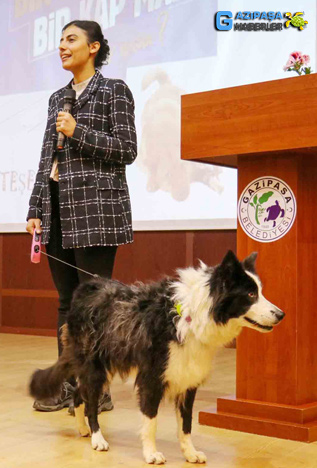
{"left": 29, "top": 250, "right": 284, "bottom": 464}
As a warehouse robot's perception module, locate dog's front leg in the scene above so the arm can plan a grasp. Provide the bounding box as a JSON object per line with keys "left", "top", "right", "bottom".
{"left": 138, "top": 380, "right": 166, "bottom": 464}
{"left": 175, "top": 389, "right": 206, "bottom": 464}
{"left": 87, "top": 396, "right": 109, "bottom": 451}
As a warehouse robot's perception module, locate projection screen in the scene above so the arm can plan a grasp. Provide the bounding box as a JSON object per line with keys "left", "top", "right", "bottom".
{"left": 0, "top": 0, "right": 315, "bottom": 232}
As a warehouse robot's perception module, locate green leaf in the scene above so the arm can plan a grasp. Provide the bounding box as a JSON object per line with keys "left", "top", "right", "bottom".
{"left": 253, "top": 195, "right": 258, "bottom": 205}
{"left": 250, "top": 203, "right": 254, "bottom": 208}
{"left": 259, "top": 191, "right": 274, "bottom": 204}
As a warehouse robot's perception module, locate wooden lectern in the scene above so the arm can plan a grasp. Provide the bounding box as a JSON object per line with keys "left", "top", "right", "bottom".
{"left": 181, "top": 74, "right": 317, "bottom": 442}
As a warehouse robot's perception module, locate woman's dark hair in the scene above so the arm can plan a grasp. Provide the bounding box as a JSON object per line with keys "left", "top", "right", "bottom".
{"left": 62, "top": 20, "right": 110, "bottom": 69}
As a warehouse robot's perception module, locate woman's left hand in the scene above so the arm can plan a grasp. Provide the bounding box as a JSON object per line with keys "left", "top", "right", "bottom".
{"left": 56, "top": 112, "right": 77, "bottom": 137}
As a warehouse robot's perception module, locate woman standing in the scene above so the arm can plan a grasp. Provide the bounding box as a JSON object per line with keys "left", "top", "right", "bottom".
{"left": 26, "top": 20, "right": 137, "bottom": 412}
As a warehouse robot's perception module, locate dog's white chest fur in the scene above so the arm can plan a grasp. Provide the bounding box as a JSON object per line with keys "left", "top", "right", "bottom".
{"left": 164, "top": 337, "right": 217, "bottom": 396}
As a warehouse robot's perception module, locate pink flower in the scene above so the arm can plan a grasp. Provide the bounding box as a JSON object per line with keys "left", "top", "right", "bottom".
{"left": 290, "top": 51, "right": 302, "bottom": 61}
{"left": 283, "top": 59, "right": 294, "bottom": 71}
{"left": 283, "top": 51, "right": 310, "bottom": 71}
{"left": 284, "top": 51, "right": 312, "bottom": 75}
{"left": 283, "top": 55, "right": 296, "bottom": 71}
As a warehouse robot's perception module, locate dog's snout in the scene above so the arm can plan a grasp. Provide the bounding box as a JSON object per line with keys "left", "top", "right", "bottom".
{"left": 271, "top": 308, "right": 285, "bottom": 322}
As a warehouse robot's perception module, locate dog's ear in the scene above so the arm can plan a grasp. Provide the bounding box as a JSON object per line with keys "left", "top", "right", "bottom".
{"left": 242, "top": 252, "right": 258, "bottom": 274}
{"left": 210, "top": 250, "right": 244, "bottom": 296}
{"left": 218, "top": 250, "right": 244, "bottom": 288}
{"left": 220, "top": 250, "right": 241, "bottom": 272}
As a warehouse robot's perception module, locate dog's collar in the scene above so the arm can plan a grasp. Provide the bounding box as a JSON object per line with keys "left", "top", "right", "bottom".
{"left": 175, "top": 303, "right": 192, "bottom": 323}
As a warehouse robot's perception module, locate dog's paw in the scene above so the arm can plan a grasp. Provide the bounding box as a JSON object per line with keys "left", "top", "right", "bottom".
{"left": 185, "top": 450, "right": 207, "bottom": 464}
{"left": 91, "top": 430, "right": 109, "bottom": 451}
{"left": 78, "top": 425, "right": 90, "bottom": 437}
{"left": 145, "top": 451, "right": 166, "bottom": 464}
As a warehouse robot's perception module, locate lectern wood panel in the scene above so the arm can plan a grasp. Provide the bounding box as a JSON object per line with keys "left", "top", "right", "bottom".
{"left": 237, "top": 153, "right": 317, "bottom": 406}
{"left": 181, "top": 74, "right": 317, "bottom": 167}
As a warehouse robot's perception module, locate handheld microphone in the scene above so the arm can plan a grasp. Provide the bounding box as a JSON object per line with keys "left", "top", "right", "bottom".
{"left": 57, "top": 89, "right": 76, "bottom": 150}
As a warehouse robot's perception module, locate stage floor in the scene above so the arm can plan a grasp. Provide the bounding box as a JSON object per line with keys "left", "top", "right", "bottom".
{"left": 0, "top": 333, "right": 316, "bottom": 468}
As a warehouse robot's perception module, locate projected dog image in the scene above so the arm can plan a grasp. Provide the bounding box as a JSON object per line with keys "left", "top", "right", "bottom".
{"left": 29, "top": 251, "right": 284, "bottom": 464}
{"left": 138, "top": 68, "right": 223, "bottom": 201}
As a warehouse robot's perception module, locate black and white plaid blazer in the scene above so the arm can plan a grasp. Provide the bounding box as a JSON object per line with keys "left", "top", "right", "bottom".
{"left": 27, "top": 70, "right": 137, "bottom": 248}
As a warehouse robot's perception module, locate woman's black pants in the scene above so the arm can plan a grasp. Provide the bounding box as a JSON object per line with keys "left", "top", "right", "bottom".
{"left": 46, "top": 180, "right": 117, "bottom": 356}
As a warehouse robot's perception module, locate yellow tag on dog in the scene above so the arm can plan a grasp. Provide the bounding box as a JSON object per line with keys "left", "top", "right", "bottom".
{"left": 175, "top": 303, "right": 182, "bottom": 316}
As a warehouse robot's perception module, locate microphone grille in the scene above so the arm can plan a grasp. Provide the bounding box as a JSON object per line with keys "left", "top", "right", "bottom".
{"left": 64, "top": 89, "right": 76, "bottom": 102}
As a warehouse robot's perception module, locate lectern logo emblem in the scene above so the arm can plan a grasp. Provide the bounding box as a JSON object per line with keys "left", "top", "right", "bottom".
{"left": 238, "top": 177, "right": 296, "bottom": 243}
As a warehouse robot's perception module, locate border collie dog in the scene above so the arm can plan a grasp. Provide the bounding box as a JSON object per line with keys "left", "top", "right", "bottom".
{"left": 30, "top": 250, "right": 284, "bottom": 464}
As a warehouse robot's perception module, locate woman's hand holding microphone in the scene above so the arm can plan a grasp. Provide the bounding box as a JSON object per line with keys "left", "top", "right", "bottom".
{"left": 56, "top": 111, "right": 76, "bottom": 137}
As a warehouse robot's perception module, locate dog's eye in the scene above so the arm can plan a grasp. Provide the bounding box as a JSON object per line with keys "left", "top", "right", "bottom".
{"left": 248, "top": 292, "right": 256, "bottom": 298}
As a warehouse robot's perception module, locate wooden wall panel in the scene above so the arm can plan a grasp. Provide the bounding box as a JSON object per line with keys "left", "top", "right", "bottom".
{"left": 193, "top": 230, "right": 237, "bottom": 265}
{"left": 2, "top": 296, "right": 59, "bottom": 330}
{"left": 3, "top": 234, "right": 55, "bottom": 290}
{"left": 113, "top": 231, "right": 188, "bottom": 283}
{"left": 0, "top": 230, "right": 236, "bottom": 336}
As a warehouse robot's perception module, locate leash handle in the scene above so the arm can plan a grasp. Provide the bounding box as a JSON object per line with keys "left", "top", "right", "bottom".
{"left": 31, "top": 231, "right": 41, "bottom": 264}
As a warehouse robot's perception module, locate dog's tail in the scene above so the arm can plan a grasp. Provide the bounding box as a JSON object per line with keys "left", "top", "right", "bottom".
{"left": 29, "top": 325, "right": 74, "bottom": 400}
